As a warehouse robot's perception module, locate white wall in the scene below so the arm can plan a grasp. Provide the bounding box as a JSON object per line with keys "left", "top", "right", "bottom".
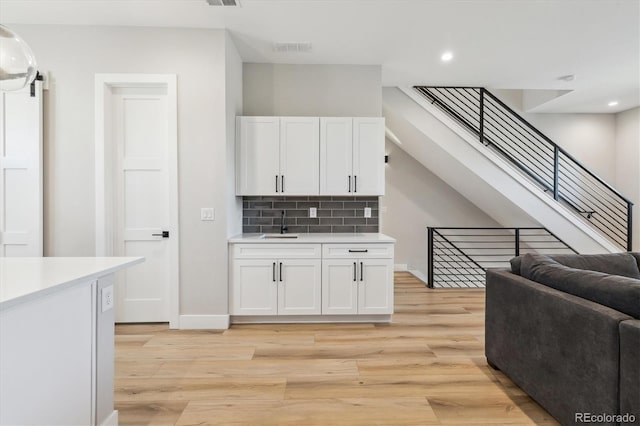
{"left": 243, "top": 63, "right": 382, "bottom": 116}
{"left": 381, "top": 140, "right": 499, "bottom": 276}
{"left": 492, "top": 89, "right": 617, "bottom": 183}
{"left": 14, "top": 25, "right": 239, "bottom": 318}
{"left": 615, "top": 107, "right": 640, "bottom": 250}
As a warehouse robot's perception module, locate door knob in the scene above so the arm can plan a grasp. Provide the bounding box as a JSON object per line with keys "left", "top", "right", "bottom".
{"left": 152, "top": 231, "right": 170, "bottom": 238}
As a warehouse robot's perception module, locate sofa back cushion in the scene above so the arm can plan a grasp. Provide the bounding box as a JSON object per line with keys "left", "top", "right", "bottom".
{"left": 511, "top": 252, "right": 640, "bottom": 279}
{"left": 520, "top": 253, "right": 640, "bottom": 318}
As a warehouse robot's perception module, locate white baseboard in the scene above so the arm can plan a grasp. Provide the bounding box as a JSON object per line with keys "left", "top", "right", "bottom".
{"left": 179, "top": 314, "right": 230, "bottom": 330}
{"left": 394, "top": 263, "right": 408, "bottom": 271}
{"left": 100, "top": 410, "right": 118, "bottom": 426}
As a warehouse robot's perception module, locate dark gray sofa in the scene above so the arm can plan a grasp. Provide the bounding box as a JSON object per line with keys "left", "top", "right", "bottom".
{"left": 486, "top": 252, "right": 640, "bottom": 426}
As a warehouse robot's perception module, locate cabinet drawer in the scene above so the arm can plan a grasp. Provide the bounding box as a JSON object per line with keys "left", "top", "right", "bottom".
{"left": 233, "top": 244, "right": 321, "bottom": 259}
{"left": 322, "top": 244, "right": 394, "bottom": 259}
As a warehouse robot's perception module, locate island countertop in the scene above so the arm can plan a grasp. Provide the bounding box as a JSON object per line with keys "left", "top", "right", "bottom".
{"left": 0, "top": 257, "right": 144, "bottom": 311}
{"left": 229, "top": 232, "right": 396, "bottom": 244}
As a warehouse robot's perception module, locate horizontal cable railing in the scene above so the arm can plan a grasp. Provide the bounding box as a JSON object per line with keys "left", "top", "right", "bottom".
{"left": 427, "top": 227, "right": 577, "bottom": 288}
{"left": 415, "top": 86, "right": 634, "bottom": 251}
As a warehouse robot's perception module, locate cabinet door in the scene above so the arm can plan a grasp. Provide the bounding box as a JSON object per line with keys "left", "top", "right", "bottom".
{"left": 358, "top": 258, "right": 394, "bottom": 314}
{"left": 231, "top": 259, "right": 278, "bottom": 315}
{"left": 279, "top": 117, "right": 320, "bottom": 195}
{"left": 278, "top": 259, "right": 321, "bottom": 315}
{"left": 320, "top": 117, "right": 353, "bottom": 195}
{"left": 322, "top": 259, "right": 358, "bottom": 315}
{"left": 352, "top": 118, "right": 385, "bottom": 195}
{"left": 237, "top": 117, "right": 280, "bottom": 195}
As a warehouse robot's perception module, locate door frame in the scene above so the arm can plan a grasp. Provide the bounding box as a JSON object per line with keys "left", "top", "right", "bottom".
{"left": 94, "top": 73, "right": 179, "bottom": 328}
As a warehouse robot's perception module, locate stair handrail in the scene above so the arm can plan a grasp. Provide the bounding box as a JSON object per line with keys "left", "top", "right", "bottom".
{"left": 415, "top": 86, "right": 634, "bottom": 251}
{"left": 427, "top": 226, "right": 578, "bottom": 288}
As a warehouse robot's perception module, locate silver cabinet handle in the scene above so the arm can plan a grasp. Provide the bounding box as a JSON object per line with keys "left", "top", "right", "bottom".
{"left": 279, "top": 262, "right": 283, "bottom": 282}
{"left": 272, "top": 262, "right": 276, "bottom": 282}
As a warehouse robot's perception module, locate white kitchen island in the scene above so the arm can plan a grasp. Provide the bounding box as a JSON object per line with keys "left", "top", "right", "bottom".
{"left": 0, "top": 257, "right": 143, "bottom": 426}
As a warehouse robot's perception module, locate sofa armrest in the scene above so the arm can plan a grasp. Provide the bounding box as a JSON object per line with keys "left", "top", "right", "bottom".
{"left": 486, "top": 269, "right": 633, "bottom": 426}
{"left": 620, "top": 320, "right": 640, "bottom": 426}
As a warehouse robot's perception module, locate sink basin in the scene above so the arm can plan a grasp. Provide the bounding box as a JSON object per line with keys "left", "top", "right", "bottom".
{"left": 260, "top": 233, "right": 299, "bottom": 239}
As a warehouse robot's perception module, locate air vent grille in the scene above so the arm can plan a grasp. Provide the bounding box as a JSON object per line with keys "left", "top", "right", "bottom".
{"left": 206, "top": 0, "right": 240, "bottom": 6}
{"left": 274, "top": 42, "right": 313, "bottom": 53}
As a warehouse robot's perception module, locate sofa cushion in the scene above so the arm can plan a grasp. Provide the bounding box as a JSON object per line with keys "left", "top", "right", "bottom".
{"left": 521, "top": 253, "right": 640, "bottom": 318}
{"left": 511, "top": 252, "right": 640, "bottom": 279}
{"left": 631, "top": 252, "right": 640, "bottom": 272}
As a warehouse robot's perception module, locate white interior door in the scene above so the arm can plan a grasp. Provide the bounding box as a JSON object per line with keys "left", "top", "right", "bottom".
{"left": 320, "top": 117, "right": 353, "bottom": 195}
{"left": 113, "top": 87, "right": 171, "bottom": 323}
{"left": 279, "top": 117, "right": 319, "bottom": 195}
{"left": 353, "top": 117, "right": 385, "bottom": 195}
{"left": 0, "top": 83, "right": 43, "bottom": 257}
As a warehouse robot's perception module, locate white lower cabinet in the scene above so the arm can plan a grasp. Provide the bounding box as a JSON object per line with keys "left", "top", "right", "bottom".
{"left": 322, "top": 258, "right": 393, "bottom": 315}
{"left": 232, "top": 257, "right": 321, "bottom": 315}
{"left": 230, "top": 242, "right": 394, "bottom": 321}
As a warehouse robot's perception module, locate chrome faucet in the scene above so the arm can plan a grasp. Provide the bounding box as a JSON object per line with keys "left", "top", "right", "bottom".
{"left": 280, "top": 210, "right": 288, "bottom": 234}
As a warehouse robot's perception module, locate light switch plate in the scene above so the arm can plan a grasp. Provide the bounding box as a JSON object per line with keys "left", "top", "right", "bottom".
{"left": 309, "top": 207, "right": 317, "bottom": 218}
{"left": 364, "top": 207, "right": 372, "bottom": 218}
{"left": 101, "top": 285, "right": 114, "bottom": 313}
{"left": 201, "top": 208, "right": 215, "bottom": 221}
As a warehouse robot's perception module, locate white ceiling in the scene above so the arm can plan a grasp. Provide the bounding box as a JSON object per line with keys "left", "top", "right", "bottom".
{"left": 1, "top": 0, "right": 639, "bottom": 113}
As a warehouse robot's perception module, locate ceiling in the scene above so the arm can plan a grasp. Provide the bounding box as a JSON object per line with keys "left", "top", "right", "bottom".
{"left": 1, "top": 0, "right": 639, "bottom": 113}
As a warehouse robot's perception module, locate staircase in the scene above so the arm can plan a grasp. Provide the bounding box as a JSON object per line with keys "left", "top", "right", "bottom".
{"left": 383, "top": 87, "right": 633, "bottom": 254}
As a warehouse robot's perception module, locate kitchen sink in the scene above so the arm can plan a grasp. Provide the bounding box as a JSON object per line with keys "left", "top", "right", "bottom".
{"left": 260, "top": 233, "right": 299, "bottom": 239}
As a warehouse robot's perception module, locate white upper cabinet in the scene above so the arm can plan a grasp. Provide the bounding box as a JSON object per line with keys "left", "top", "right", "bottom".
{"left": 237, "top": 116, "right": 319, "bottom": 195}
{"left": 320, "top": 117, "right": 385, "bottom": 196}
{"left": 353, "top": 118, "right": 385, "bottom": 196}
{"left": 279, "top": 117, "right": 320, "bottom": 195}
{"left": 320, "top": 118, "right": 353, "bottom": 195}
{"left": 237, "top": 117, "right": 280, "bottom": 195}
{"left": 237, "top": 116, "right": 384, "bottom": 196}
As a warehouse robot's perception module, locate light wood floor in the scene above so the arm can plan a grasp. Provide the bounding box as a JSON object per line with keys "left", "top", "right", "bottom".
{"left": 114, "top": 272, "right": 558, "bottom": 425}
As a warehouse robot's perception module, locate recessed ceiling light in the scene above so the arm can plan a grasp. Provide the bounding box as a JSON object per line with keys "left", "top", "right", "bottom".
{"left": 441, "top": 51, "right": 454, "bottom": 62}
{"left": 608, "top": 101, "right": 619, "bottom": 107}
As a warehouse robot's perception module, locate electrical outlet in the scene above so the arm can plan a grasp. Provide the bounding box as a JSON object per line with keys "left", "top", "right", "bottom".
{"left": 201, "top": 208, "right": 215, "bottom": 221}
{"left": 364, "top": 207, "right": 372, "bottom": 218}
{"left": 101, "top": 285, "right": 114, "bottom": 313}
{"left": 309, "top": 207, "right": 317, "bottom": 218}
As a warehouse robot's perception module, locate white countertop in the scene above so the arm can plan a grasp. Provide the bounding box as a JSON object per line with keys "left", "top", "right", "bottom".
{"left": 229, "top": 233, "right": 396, "bottom": 244}
{"left": 0, "top": 257, "right": 144, "bottom": 311}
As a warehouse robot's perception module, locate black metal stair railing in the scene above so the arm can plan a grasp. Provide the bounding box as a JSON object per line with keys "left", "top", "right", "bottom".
{"left": 415, "top": 87, "right": 634, "bottom": 252}
{"left": 427, "top": 227, "right": 577, "bottom": 288}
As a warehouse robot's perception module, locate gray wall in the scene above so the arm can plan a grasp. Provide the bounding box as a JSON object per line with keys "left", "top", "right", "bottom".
{"left": 14, "top": 25, "right": 241, "bottom": 318}
{"left": 243, "top": 63, "right": 382, "bottom": 117}
{"left": 381, "top": 140, "right": 500, "bottom": 275}
{"left": 615, "top": 107, "right": 640, "bottom": 250}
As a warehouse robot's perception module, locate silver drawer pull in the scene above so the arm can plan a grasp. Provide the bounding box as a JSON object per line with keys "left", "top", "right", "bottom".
{"left": 348, "top": 249, "right": 368, "bottom": 253}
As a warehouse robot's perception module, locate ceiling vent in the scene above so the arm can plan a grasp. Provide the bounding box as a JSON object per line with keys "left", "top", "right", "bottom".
{"left": 206, "top": 0, "right": 240, "bottom": 6}
{"left": 273, "top": 42, "right": 313, "bottom": 53}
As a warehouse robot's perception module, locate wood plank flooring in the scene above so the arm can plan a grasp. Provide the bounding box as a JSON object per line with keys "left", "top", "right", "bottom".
{"left": 114, "top": 272, "right": 558, "bottom": 425}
